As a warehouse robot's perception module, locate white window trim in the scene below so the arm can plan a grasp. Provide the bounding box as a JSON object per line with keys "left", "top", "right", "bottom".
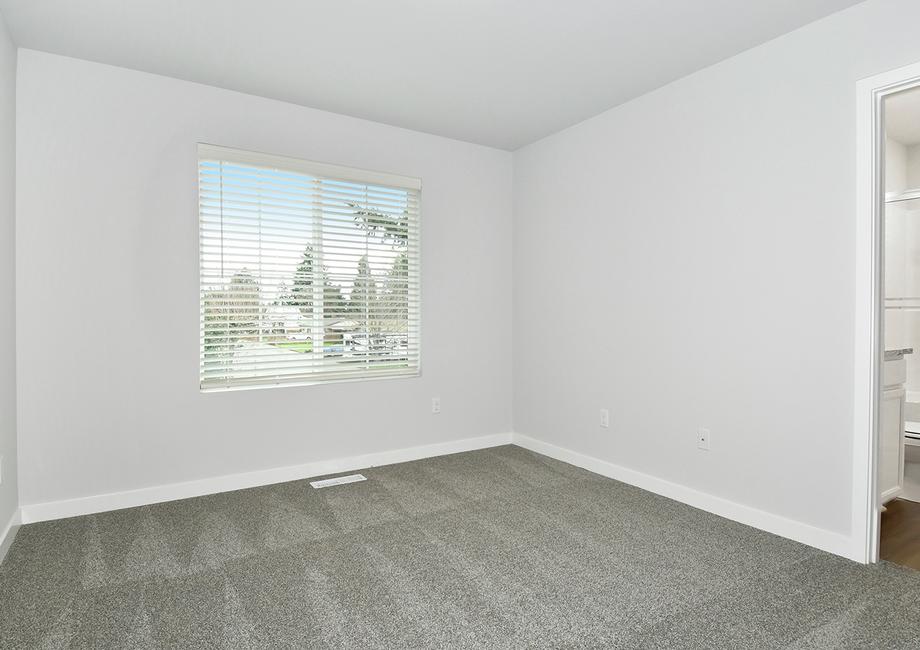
{"left": 198, "top": 144, "right": 422, "bottom": 191}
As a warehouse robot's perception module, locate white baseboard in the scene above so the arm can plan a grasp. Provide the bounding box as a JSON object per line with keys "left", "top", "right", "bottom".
{"left": 19, "top": 432, "right": 514, "bottom": 524}
{"left": 512, "top": 433, "right": 858, "bottom": 561}
{"left": 0, "top": 507, "right": 21, "bottom": 565}
{"left": 15, "top": 431, "right": 859, "bottom": 562}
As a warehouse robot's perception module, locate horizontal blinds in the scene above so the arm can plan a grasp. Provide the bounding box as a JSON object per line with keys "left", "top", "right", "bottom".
{"left": 199, "top": 144, "right": 421, "bottom": 390}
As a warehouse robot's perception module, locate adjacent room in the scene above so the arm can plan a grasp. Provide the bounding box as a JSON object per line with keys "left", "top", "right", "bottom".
{"left": 879, "top": 86, "right": 920, "bottom": 570}
{"left": 3, "top": 0, "right": 920, "bottom": 647}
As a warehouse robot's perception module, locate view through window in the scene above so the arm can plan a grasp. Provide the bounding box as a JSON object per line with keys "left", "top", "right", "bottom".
{"left": 199, "top": 145, "right": 420, "bottom": 390}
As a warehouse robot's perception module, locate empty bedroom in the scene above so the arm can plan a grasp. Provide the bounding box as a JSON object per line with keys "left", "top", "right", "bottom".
{"left": 2, "top": 0, "right": 920, "bottom": 647}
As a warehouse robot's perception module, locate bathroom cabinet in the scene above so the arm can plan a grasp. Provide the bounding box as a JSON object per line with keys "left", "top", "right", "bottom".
{"left": 880, "top": 353, "right": 908, "bottom": 504}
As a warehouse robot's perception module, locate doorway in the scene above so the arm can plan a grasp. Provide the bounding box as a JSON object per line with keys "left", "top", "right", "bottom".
{"left": 856, "top": 61, "right": 920, "bottom": 566}
{"left": 877, "top": 85, "right": 920, "bottom": 569}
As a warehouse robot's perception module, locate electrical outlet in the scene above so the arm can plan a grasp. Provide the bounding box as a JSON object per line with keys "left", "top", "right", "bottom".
{"left": 697, "top": 427, "right": 711, "bottom": 451}
{"left": 600, "top": 408, "right": 610, "bottom": 428}
{"left": 432, "top": 397, "right": 441, "bottom": 414}
{"left": 0, "top": 455, "right": 3, "bottom": 485}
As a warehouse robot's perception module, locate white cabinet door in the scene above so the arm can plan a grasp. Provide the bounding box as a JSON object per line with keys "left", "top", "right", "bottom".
{"left": 880, "top": 385, "right": 906, "bottom": 504}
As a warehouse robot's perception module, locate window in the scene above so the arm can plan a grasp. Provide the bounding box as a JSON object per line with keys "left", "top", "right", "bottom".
{"left": 199, "top": 144, "right": 420, "bottom": 390}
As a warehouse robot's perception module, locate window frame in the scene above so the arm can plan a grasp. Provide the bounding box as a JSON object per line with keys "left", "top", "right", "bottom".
{"left": 197, "top": 143, "right": 422, "bottom": 392}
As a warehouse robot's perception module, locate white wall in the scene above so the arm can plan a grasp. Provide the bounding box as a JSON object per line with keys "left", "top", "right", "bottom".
{"left": 897, "top": 143, "right": 920, "bottom": 400}
{"left": 884, "top": 138, "right": 908, "bottom": 356}
{"left": 0, "top": 12, "right": 17, "bottom": 538}
{"left": 513, "top": 0, "right": 920, "bottom": 538}
{"left": 16, "top": 50, "right": 512, "bottom": 507}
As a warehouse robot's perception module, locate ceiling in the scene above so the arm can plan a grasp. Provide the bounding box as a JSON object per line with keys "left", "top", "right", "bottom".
{"left": 886, "top": 87, "right": 920, "bottom": 146}
{"left": 0, "top": 0, "right": 863, "bottom": 150}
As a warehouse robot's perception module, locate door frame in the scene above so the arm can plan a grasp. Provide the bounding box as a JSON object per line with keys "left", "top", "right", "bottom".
{"left": 854, "top": 60, "right": 920, "bottom": 564}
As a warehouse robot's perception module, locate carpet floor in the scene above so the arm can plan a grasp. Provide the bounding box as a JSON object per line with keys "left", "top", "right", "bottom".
{"left": 2, "top": 445, "right": 920, "bottom": 648}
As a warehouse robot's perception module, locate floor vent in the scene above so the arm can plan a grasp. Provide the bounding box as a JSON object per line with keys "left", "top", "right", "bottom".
{"left": 310, "top": 474, "right": 367, "bottom": 489}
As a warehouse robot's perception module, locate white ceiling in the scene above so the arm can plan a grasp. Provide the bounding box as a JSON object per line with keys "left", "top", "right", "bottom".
{"left": 0, "top": 0, "right": 863, "bottom": 150}
{"left": 886, "top": 87, "right": 920, "bottom": 146}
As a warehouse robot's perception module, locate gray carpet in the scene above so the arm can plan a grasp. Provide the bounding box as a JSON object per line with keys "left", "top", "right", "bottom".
{"left": 2, "top": 445, "right": 920, "bottom": 649}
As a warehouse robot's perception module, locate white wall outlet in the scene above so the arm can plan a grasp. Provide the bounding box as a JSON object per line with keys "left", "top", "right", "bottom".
{"left": 432, "top": 397, "right": 441, "bottom": 414}
{"left": 600, "top": 408, "right": 610, "bottom": 428}
{"left": 697, "top": 427, "right": 711, "bottom": 451}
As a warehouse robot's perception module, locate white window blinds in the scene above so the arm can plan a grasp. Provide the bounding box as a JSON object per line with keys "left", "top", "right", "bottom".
{"left": 199, "top": 144, "right": 421, "bottom": 390}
